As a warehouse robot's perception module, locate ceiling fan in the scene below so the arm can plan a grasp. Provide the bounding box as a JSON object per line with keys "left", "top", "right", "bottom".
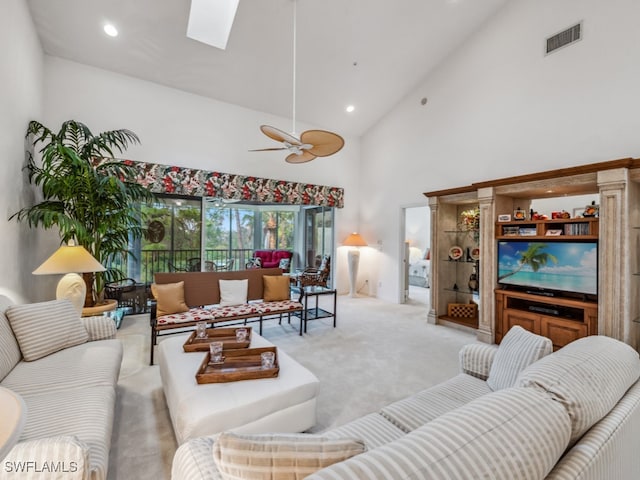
{"left": 251, "top": 125, "right": 344, "bottom": 164}
{"left": 250, "top": 0, "right": 345, "bottom": 163}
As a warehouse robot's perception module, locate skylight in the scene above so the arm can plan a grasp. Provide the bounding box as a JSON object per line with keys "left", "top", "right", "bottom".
{"left": 187, "top": 0, "right": 239, "bottom": 50}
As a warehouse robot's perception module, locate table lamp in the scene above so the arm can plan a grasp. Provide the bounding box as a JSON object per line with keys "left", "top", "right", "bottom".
{"left": 33, "top": 240, "right": 106, "bottom": 314}
{"left": 343, "top": 232, "right": 368, "bottom": 297}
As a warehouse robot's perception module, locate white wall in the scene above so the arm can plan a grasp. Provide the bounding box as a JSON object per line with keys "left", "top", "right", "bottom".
{"left": 360, "top": 0, "right": 640, "bottom": 303}
{"left": 43, "top": 57, "right": 362, "bottom": 294}
{"left": 0, "top": 0, "right": 51, "bottom": 303}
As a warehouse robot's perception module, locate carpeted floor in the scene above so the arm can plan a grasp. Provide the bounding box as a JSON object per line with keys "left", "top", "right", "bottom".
{"left": 107, "top": 294, "right": 476, "bottom": 479}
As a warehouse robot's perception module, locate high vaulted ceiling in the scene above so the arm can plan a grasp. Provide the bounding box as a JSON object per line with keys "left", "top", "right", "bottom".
{"left": 26, "top": 0, "right": 508, "bottom": 137}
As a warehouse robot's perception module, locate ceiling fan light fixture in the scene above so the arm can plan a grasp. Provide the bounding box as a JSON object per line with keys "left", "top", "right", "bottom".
{"left": 346, "top": 105, "right": 355, "bottom": 113}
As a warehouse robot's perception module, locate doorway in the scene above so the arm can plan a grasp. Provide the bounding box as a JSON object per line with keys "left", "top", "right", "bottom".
{"left": 401, "top": 205, "right": 430, "bottom": 305}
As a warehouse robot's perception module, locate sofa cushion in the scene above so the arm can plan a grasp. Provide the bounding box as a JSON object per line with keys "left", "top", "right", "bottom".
{"left": 172, "top": 435, "right": 223, "bottom": 480}
{"left": 262, "top": 275, "right": 290, "bottom": 302}
{"left": 211, "top": 304, "right": 259, "bottom": 319}
{"left": 308, "top": 387, "right": 572, "bottom": 480}
{"left": 256, "top": 301, "right": 303, "bottom": 315}
{"left": 323, "top": 413, "right": 406, "bottom": 450}
{"left": 0, "top": 296, "right": 21, "bottom": 382}
{"left": 487, "top": 325, "right": 552, "bottom": 391}
{"left": 152, "top": 281, "right": 189, "bottom": 317}
{"left": 5, "top": 299, "right": 89, "bottom": 362}
{"left": 17, "top": 385, "right": 116, "bottom": 480}
{"left": 219, "top": 279, "right": 249, "bottom": 306}
{"left": 379, "top": 373, "right": 492, "bottom": 432}
{"left": 212, "top": 432, "right": 366, "bottom": 480}
{"left": 1, "top": 435, "right": 90, "bottom": 480}
{"left": 516, "top": 334, "right": 640, "bottom": 446}
{"left": 156, "top": 308, "right": 215, "bottom": 326}
{"left": 1, "top": 339, "right": 123, "bottom": 396}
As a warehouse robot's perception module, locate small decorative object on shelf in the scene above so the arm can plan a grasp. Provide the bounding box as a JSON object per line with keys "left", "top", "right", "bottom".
{"left": 583, "top": 201, "right": 599, "bottom": 217}
{"left": 531, "top": 211, "right": 549, "bottom": 220}
{"left": 449, "top": 245, "right": 464, "bottom": 261}
{"left": 552, "top": 211, "right": 571, "bottom": 219}
{"left": 498, "top": 214, "right": 511, "bottom": 222}
{"left": 513, "top": 208, "right": 526, "bottom": 221}
{"left": 459, "top": 207, "right": 480, "bottom": 231}
{"left": 468, "top": 264, "right": 479, "bottom": 292}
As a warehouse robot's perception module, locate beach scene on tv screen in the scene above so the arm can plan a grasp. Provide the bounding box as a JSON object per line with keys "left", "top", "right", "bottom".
{"left": 498, "top": 241, "right": 597, "bottom": 295}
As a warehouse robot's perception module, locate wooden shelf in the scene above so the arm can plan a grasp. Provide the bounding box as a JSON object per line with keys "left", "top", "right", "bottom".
{"left": 496, "top": 217, "right": 598, "bottom": 240}
{"left": 438, "top": 315, "right": 478, "bottom": 329}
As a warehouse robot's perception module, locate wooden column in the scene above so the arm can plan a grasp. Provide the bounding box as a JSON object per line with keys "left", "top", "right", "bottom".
{"left": 597, "top": 168, "right": 633, "bottom": 346}
{"left": 427, "top": 196, "right": 439, "bottom": 325}
{"left": 476, "top": 187, "right": 495, "bottom": 344}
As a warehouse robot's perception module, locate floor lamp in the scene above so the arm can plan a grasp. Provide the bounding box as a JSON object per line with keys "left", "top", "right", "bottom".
{"left": 32, "top": 240, "right": 106, "bottom": 315}
{"left": 343, "top": 233, "right": 368, "bottom": 298}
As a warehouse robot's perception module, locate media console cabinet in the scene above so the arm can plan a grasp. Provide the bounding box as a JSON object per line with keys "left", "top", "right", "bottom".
{"left": 494, "top": 289, "right": 598, "bottom": 350}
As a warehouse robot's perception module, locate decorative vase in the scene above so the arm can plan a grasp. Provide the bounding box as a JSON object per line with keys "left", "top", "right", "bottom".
{"left": 468, "top": 264, "right": 479, "bottom": 292}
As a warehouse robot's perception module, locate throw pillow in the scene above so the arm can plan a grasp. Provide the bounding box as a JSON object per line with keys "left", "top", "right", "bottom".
{"left": 263, "top": 275, "right": 290, "bottom": 302}
{"left": 151, "top": 281, "right": 189, "bottom": 317}
{"left": 6, "top": 299, "right": 89, "bottom": 362}
{"left": 247, "top": 257, "right": 262, "bottom": 269}
{"left": 212, "top": 432, "right": 366, "bottom": 480}
{"left": 278, "top": 258, "right": 291, "bottom": 271}
{"left": 486, "top": 325, "right": 552, "bottom": 391}
{"left": 219, "top": 279, "right": 249, "bottom": 306}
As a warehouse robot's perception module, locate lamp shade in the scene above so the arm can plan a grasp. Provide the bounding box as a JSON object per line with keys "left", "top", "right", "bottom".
{"left": 33, "top": 243, "right": 106, "bottom": 275}
{"left": 343, "top": 232, "right": 368, "bottom": 247}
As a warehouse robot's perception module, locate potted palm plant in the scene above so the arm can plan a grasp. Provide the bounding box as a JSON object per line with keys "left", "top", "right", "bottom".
{"left": 12, "top": 120, "right": 154, "bottom": 307}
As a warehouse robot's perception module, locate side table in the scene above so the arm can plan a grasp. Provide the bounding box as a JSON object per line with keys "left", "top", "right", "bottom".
{"left": 293, "top": 286, "right": 337, "bottom": 335}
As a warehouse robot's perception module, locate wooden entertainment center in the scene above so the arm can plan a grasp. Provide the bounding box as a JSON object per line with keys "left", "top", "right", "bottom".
{"left": 494, "top": 217, "right": 599, "bottom": 350}
{"left": 425, "top": 159, "right": 640, "bottom": 350}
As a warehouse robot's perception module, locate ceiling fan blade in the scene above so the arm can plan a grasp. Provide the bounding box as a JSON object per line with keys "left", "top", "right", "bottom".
{"left": 286, "top": 150, "right": 317, "bottom": 164}
{"left": 248, "top": 147, "right": 288, "bottom": 152}
{"left": 260, "top": 125, "right": 301, "bottom": 146}
{"left": 299, "top": 130, "right": 345, "bottom": 157}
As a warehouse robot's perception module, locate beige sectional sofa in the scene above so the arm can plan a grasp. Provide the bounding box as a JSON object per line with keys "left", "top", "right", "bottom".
{"left": 171, "top": 327, "right": 640, "bottom": 479}
{"left": 0, "top": 295, "right": 123, "bottom": 480}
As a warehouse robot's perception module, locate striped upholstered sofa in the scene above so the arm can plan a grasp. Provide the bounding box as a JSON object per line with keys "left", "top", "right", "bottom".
{"left": 171, "top": 326, "right": 640, "bottom": 479}
{"left": 0, "top": 295, "right": 122, "bottom": 480}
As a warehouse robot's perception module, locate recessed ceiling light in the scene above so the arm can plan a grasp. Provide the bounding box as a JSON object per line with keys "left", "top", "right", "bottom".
{"left": 346, "top": 105, "right": 355, "bottom": 113}
{"left": 103, "top": 24, "right": 118, "bottom": 37}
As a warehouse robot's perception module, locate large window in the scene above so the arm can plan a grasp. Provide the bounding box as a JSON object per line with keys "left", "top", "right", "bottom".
{"left": 135, "top": 196, "right": 202, "bottom": 282}
{"left": 121, "top": 196, "right": 333, "bottom": 283}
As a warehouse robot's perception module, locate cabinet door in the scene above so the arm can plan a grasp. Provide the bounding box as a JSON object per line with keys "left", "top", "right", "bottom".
{"left": 504, "top": 310, "right": 541, "bottom": 335}
{"left": 540, "top": 317, "right": 587, "bottom": 350}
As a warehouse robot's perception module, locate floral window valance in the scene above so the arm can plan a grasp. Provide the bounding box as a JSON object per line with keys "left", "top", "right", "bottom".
{"left": 97, "top": 159, "right": 344, "bottom": 208}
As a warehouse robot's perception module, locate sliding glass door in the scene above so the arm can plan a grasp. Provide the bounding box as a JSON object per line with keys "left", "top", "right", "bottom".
{"left": 120, "top": 196, "right": 333, "bottom": 284}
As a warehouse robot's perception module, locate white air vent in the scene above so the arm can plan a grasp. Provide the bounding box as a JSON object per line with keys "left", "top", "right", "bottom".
{"left": 546, "top": 22, "right": 582, "bottom": 55}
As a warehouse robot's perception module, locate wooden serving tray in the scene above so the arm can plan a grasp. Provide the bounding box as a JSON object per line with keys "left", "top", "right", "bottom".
{"left": 183, "top": 327, "right": 252, "bottom": 352}
{"left": 195, "top": 346, "right": 279, "bottom": 384}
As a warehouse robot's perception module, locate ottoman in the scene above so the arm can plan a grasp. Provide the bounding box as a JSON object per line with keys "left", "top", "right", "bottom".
{"left": 158, "top": 333, "right": 320, "bottom": 444}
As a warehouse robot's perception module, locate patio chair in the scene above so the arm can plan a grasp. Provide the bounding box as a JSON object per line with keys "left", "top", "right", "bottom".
{"left": 298, "top": 254, "right": 331, "bottom": 288}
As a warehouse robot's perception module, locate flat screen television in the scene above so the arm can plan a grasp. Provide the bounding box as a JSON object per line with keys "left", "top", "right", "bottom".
{"left": 497, "top": 240, "right": 598, "bottom": 297}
